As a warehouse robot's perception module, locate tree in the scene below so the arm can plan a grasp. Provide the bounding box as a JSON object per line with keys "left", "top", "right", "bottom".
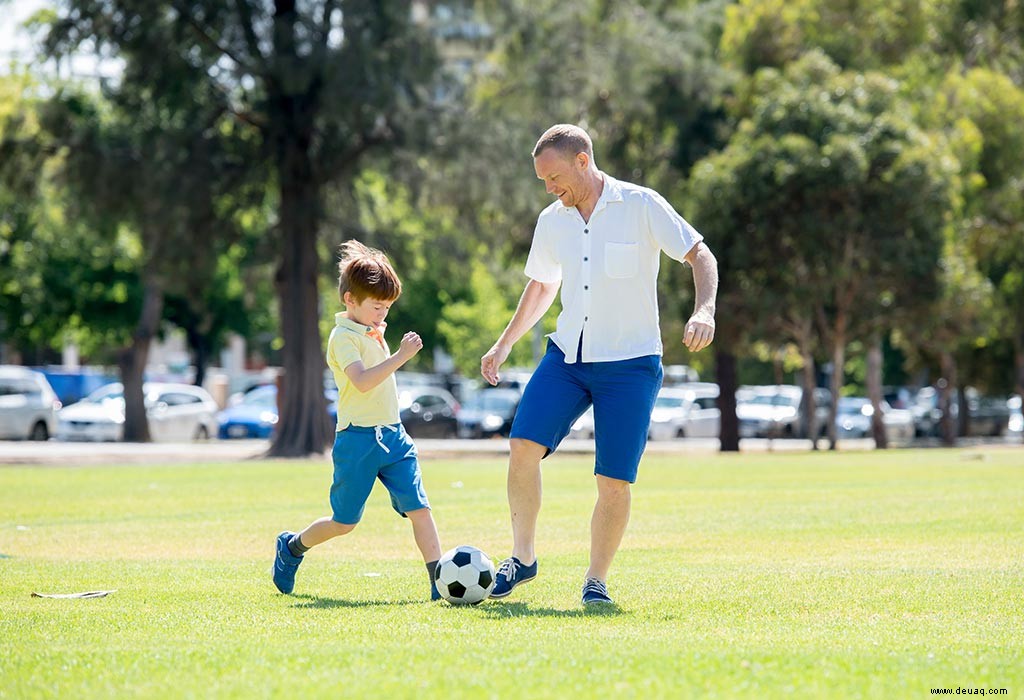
{"left": 690, "top": 52, "right": 954, "bottom": 449}
{"left": 44, "top": 1, "right": 442, "bottom": 455}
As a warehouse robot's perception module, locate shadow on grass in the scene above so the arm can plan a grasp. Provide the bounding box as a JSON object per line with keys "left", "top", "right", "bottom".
{"left": 478, "top": 601, "right": 627, "bottom": 619}
{"left": 289, "top": 594, "right": 421, "bottom": 609}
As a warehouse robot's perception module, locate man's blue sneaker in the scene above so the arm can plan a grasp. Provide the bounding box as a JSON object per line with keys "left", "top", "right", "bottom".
{"left": 581, "top": 577, "right": 613, "bottom": 605}
{"left": 489, "top": 556, "right": 537, "bottom": 599}
{"left": 272, "top": 531, "right": 303, "bottom": 594}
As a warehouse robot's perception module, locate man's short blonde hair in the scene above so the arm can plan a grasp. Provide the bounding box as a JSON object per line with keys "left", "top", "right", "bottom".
{"left": 532, "top": 124, "right": 594, "bottom": 160}
{"left": 337, "top": 240, "right": 401, "bottom": 303}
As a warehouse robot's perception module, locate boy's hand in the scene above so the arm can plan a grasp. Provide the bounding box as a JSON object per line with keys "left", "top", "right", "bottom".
{"left": 398, "top": 331, "right": 424, "bottom": 359}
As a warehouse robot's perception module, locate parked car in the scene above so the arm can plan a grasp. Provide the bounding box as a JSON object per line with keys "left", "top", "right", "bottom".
{"left": 835, "top": 397, "right": 915, "bottom": 442}
{"left": 35, "top": 367, "right": 117, "bottom": 407}
{"left": 218, "top": 384, "right": 280, "bottom": 439}
{"left": 0, "top": 366, "right": 61, "bottom": 440}
{"left": 912, "top": 386, "right": 1012, "bottom": 437}
{"left": 1008, "top": 395, "right": 1022, "bottom": 440}
{"left": 457, "top": 388, "right": 520, "bottom": 438}
{"left": 737, "top": 385, "right": 830, "bottom": 438}
{"left": 398, "top": 386, "right": 460, "bottom": 438}
{"left": 570, "top": 406, "right": 595, "bottom": 439}
{"left": 57, "top": 382, "right": 218, "bottom": 442}
{"left": 648, "top": 383, "right": 720, "bottom": 440}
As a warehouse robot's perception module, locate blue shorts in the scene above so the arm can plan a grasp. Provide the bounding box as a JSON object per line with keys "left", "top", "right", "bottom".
{"left": 510, "top": 340, "right": 663, "bottom": 483}
{"left": 329, "top": 424, "right": 430, "bottom": 525}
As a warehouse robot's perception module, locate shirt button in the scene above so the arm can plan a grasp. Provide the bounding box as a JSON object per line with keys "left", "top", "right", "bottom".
{"left": 584, "top": 257, "right": 588, "bottom": 261}
{"left": 584, "top": 285, "right": 589, "bottom": 290}
{"left": 584, "top": 228, "right": 589, "bottom": 233}
{"left": 585, "top": 316, "right": 589, "bottom": 322}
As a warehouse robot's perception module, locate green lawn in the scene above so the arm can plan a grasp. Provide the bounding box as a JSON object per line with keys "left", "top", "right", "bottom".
{"left": 1, "top": 448, "right": 1022, "bottom": 699}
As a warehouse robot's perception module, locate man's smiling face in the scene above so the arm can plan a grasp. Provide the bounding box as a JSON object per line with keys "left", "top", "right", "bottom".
{"left": 534, "top": 148, "right": 587, "bottom": 208}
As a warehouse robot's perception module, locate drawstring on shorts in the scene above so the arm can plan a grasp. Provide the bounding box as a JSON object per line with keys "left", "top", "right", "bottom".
{"left": 374, "top": 424, "right": 398, "bottom": 453}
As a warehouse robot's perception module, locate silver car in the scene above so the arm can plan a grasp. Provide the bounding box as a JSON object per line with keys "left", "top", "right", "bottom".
{"left": 0, "top": 366, "right": 61, "bottom": 440}
{"left": 57, "top": 382, "right": 219, "bottom": 442}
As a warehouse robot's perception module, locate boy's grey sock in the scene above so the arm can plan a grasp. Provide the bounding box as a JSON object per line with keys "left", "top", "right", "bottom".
{"left": 287, "top": 534, "right": 309, "bottom": 557}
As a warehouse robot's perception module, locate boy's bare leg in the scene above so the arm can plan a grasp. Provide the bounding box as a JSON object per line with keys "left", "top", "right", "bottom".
{"left": 508, "top": 438, "right": 546, "bottom": 565}
{"left": 297, "top": 516, "right": 356, "bottom": 548}
{"left": 406, "top": 508, "right": 442, "bottom": 562}
{"left": 584, "top": 475, "right": 631, "bottom": 582}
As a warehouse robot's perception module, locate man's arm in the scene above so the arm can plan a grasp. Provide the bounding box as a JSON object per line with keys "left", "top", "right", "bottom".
{"left": 683, "top": 241, "right": 718, "bottom": 352}
{"left": 481, "top": 279, "right": 560, "bottom": 386}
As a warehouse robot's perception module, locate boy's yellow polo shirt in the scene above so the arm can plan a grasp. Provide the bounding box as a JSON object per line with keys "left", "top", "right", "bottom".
{"left": 326, "top": 312, "right": 400, "bottom": 430}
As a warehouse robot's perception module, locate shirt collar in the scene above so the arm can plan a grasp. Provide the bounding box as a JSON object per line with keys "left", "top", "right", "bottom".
{"left": 556, "top": 172, "right": 623, "bottom": 215}
{"left": 335, "top": 312, "right": 386, "bottom": 337}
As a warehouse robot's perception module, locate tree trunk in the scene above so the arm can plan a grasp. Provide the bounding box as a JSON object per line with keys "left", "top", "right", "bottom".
{"left": 939, "top": 351, "right": 957, "bottom": 447}
{"left": 118, "top": 278, "right": 163, "bottom": 442}
{"left": 1015, "top": 333, "right": 1024, "bottom": 399}
{"left": 800, "top": 350, "right": 818, "bottom": 450}
{"left": 867, "top": 335, "right": 887, "bottom": 449}
{"left": 185, "top": 321, "right": 211, "bottom": 388}
{"left": 267, "top": 139, "right": 331, "bottom": 457}
{"left": 716, "top": 349, "right": 739, "bottom": 452}
{"left": 827, "top": 324, "right": 846, "bottom": 451}
{"left": 957, "top": 383, "right": 970, "bottom": 438}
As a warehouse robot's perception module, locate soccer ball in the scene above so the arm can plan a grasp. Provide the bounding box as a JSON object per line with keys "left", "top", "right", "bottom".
{"left": 434, "top": 545, "right": 496, "bottom": 605}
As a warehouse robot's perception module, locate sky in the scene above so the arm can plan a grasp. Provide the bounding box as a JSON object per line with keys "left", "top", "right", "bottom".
{"left": 0, "top": 0, "right": 121, "bottom": 79}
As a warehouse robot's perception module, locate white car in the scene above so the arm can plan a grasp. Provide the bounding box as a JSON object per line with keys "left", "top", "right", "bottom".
{"left": 1008, "top": 395, "right": 1022, "bottom": 440}
{"left": 57, "top": 382, "right": 219, "bottom": 442}
{"left": 648, "top": 383, "right": 720, "bottom": 440}
{"left": 570, "top": 406, "right": 595, "bottom": 439}
{"left": 0, "top": 366, "right": 61, "bottom": 440}
{"left": 835, "top": 397, "right": 915, "bottom": 442}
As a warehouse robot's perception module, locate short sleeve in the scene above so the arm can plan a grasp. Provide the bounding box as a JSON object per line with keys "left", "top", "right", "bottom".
{"left": 329, "top": 332, "right": 363, "bottom": 372}
{"left": 523, "top": 216, "right": 562, "bottom": 283}
{"left": 646, "top": 191, "right": 703, "bottom": 264}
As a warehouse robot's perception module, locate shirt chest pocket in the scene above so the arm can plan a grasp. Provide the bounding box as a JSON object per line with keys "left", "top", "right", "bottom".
{"left": 604, "top": 241, "right": 639, "bottom": 278}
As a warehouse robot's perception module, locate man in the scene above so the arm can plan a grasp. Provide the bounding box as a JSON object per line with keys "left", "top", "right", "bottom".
{"left": 480, "top": 124, "right": 718, "bottom": 605}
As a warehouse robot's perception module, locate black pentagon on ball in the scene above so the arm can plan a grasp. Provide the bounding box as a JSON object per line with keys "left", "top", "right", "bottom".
{"left": 448, "top": 581, "right": 467, "bottom": 598}
{"left": 478, "top": 569, "right": 493, "bottom": 589}
{"left": 452, "top": 550, "right": 472, "bottom": 567}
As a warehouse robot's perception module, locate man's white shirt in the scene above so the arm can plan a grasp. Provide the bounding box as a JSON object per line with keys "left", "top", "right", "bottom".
{"left": 524, "top": 174, "right": 703, "bottom": 363}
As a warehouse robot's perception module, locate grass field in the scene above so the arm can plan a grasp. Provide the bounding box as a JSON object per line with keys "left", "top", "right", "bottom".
{"left": 1, "top": 447, "right": 1022, "bottom": 699}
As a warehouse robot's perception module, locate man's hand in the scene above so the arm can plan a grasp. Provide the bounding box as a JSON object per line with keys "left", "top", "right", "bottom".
{"left": 683, "top": 311, "right": 715, "bottom": 352}
{"left": 481, "top": 343, "right": 511, "bottom": 386}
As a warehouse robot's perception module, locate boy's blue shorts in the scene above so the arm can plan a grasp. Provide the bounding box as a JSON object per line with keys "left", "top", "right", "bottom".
{"left": 329, "top": 424, "right": 430, "bottom": 525}
{"left": 510, "top": 340, "right": 663, "bottom": 483}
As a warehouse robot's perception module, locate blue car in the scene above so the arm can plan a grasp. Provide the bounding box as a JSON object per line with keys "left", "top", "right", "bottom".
{"left": 218, "top": 384, "right": 339, "bottom": 439}
{"left": 217, "top": 385, "right": 279, "bottom": 439}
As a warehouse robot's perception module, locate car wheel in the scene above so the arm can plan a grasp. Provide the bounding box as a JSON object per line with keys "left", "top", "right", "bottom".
{"left": 676, "top": 427, "right": 686, "bottom": 439}
{"left": 194, "top": 425, "right": 210, "bottom": 441}
{"left": 29, "top": 421, "right": 49, "bottom": 441}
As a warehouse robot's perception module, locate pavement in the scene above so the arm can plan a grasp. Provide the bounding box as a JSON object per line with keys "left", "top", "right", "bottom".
{"left": 0, "top": 436, "right": 889, "bottom": 465}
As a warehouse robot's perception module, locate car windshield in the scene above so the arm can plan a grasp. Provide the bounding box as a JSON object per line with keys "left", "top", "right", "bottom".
{"left": 747, "top": 393, "right": 799, "bottom": 407}
{"left": 466, "top": 392, "right": 517, "bottom": 412}
{"left": 241, "top": 386, "right": 277, "bottom": 407}
{"left": 838, "top": 399, "right": 869, "bottom": 415}
{"left": 655, "top": 396, "right": 688, "bottom": 409}
{"left": 83, "top": 385, "right": 125, "bottom": 403}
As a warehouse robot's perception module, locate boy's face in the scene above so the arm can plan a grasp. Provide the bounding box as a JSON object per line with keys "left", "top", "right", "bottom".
{"left": 343, "top": 292, "right": 393, "bottom": 329}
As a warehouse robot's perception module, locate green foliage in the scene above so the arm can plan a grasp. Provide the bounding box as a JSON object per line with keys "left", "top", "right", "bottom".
{"left": 437, "top": 255, "right": 555, "bottom": 376}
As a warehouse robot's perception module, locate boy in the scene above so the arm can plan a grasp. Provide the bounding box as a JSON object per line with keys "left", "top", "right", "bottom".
{"left": 272, "top": 240, "right": 444, "bottom": 600}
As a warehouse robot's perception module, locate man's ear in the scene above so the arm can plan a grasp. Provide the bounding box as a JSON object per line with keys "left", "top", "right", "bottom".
{"left": 576, "top": 152, "right": 589, "bottom": 170}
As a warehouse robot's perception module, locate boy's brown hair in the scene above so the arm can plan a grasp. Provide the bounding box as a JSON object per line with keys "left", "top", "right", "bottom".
{"left": 337, "top": 240, "right": 401, "bottom": 303}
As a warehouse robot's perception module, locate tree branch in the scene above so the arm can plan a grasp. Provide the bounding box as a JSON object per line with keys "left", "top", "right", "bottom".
{"left": 233, "top": 0, "right": 268, "bottom": 69}
{"left": 172, "top": 1, "right": 257, "bottom": 75}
